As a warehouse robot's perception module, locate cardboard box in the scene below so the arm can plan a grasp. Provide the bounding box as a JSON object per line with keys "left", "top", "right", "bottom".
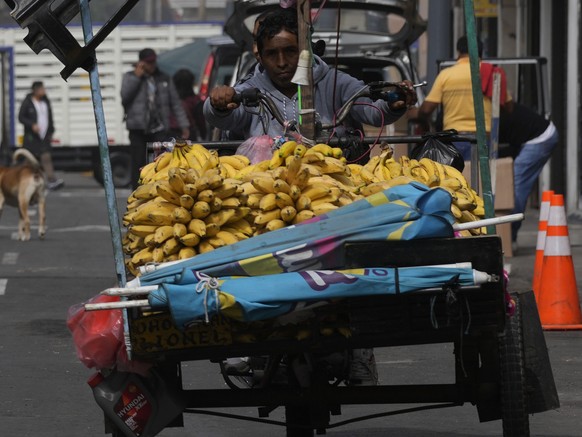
{"left": 462, "top": 157, "right": 515, "bottom": 210}
{"left": 495, "top": 212, "right": 513, "bottom": 258}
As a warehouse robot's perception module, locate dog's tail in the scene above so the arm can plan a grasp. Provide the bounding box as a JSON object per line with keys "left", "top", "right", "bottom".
{"left": 13, "top": 148, "right": 41, "bottom": 169}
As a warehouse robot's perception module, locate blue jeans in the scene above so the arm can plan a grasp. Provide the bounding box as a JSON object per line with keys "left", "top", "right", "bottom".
{"left": 511, "top": 129, "right": 559, "bottom": 240}
{"left": 453, "top": 133, "right": 558, "bottom": 241}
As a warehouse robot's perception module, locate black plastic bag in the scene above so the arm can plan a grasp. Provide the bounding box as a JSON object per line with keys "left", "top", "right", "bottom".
{"left": 410, "top": 129, "right": 465, "bottom": 172}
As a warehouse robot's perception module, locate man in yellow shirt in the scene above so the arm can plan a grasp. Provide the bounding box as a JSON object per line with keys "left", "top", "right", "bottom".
{"left": 415, "top": 36, "right": 494, "bottom": 160}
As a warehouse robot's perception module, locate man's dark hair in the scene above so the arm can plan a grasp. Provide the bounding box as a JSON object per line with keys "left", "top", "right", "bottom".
{"left": 32, "top": 81, "right": 44, "bottom": 91}
{"left": 256, "top": 8, "right": 298, "bottom": 55}
{"left": 456, "top": 36, "right": 483, "bottom": 58}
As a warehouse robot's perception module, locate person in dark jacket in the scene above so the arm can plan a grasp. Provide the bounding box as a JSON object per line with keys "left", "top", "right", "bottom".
{"left": 120, "top": 48, "right": 190, "bottom": 189}
{"left": 18, "top": 81, "right": 63, "bottom": 190}
{"left": 170, "top": 69, "right": 207, "bottom": 141}
{"left": 499, "top": 101, "right": 558, "bottom": 243}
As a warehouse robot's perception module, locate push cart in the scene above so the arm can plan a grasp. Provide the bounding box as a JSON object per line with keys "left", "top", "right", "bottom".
{"left": 112, "top": 235, "right": 558, "bottom": 437}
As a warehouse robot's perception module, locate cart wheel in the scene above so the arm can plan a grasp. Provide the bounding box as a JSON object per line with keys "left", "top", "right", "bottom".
{"left": 499, "top": 295, "right": 530, "bottom": 437}
{"left": 285, "top": 405, "right": 314, "bottom": 437}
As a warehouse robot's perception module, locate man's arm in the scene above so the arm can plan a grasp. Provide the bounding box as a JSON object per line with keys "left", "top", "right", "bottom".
{"left": 203, "top": 85, "right": 252, "bottom": 133}
{"left": 120, "top": 72, "right": 143, "bottom": 109}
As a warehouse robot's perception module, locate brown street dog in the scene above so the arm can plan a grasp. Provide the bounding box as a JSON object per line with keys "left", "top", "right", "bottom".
{"left": 0, "top": 148, "right": 47, "bottom": 241}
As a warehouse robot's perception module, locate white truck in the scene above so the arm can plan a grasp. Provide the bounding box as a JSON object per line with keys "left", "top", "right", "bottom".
{"left": 0, "top": 22, "right": 223, "bottom": 186}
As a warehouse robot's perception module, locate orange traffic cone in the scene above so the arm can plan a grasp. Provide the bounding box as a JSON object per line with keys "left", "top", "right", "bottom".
{"left": 532, "top": 190, "right": 554, "bottom": 301}
{"left": 537, "top": 194, "right": 582, "bottom": 330}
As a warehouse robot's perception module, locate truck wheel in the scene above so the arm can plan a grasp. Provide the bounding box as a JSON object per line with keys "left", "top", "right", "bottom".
{"left": 93, "top": 151, "right": 131, "bottom": 188}
{"left": 285, "top": 405, "right": 314, "bottom": 437}
{"left": 499, "top": 295, "right": 530, "bottom": 436}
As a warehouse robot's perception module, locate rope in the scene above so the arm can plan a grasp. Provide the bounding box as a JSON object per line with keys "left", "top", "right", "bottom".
{"left": 194, "top": 272, "right": 221, "bottom": 323}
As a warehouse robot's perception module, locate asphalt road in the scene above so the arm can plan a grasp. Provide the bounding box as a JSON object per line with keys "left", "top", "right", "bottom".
{"left": 0, "top": 172, "right": 580, "bottom": 436}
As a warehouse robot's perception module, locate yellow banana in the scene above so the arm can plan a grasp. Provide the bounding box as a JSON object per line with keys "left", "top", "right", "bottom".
{"left": 261, "top": 219, "right": 284, "bottom": 232}
{"left": 187, "top": 218, "right": 207, "bottom": 237}
{"left": 179, "top": 194, "right": 195, "bottom": 210}
{"left": 156, "top": 181, "right": 182, "bottom": 205}
{"left": 178, "top": 247, "right": 196, "bottom": 260}
{"left": 213, "top": 182, "right": 239, "bottom": 199}
{"left": 312, "top": 202, "right": 339, "bottom": 215}
{"left": 289, "top": 184, "right": 302, "bottom": 200}
{"left": 275, "top": 192, "right": 294, "bottom": 209}
{"left": 294, "top": 144, "right": 307, "bottom": 157}
{"left": 206, "top": 237, "right": 226, "bottom": 249}
{"left": 292, "top": 209, "right": 316, "bottom": 224}
{"left": 280, "top": 205, "right": 297, "bottom": 222}
{"left": 278, "top": 140, "right": 298, "bottom": 158}
{"left": 289, "top": 166, "right": 310, "bottom": 188}
{"left": 209, "top": 197, "right": 223, "bottom": 213}
{"left": 254, "top": 208, "right": 282, "bottom": 226}
{"left": 229, "top": 219, "right": 253, "bottom": 236}
{"left": 302, "top": 185, "right": 331, "bottom": 201}
{"left": 252, "top": 176, "right": 275, "bottom": 194}
{"left": 180, "top": 233, "right": 201, "bottom": 247}
{"left": 216, "top": 230, "right": 240, "bottom": 245}
{"left": 197, "top": 189, "right": 215, "bottom": 203}
{"left": 154, "top": 152, "right": 172, "bottom": 172}
{"left": 198, "top": 240, "right": 215, "bottom": 253}
{"left": 205, "top": 209, "right": 236, "bottom": 227}
{"left": 442, "top": 164, "right": 468, "bottom": 187}
{"left": 172, "top": 206, "right": 192, "bottom": 224}
{"left": 183, "top": 183, "right": 198, "bottom": 198}
{"left": 132, "top": 182, "right": 158, "bottom": 201}
{"left": 295, "top": 195, "right": 312, "bottom": 211}
{"left": 306, "top": 143, "right": 333, "bottom": 156}
{"left": 153, "top": 225, "right": 175, "bottom": 245}
{"left": 152, "top": 247, "right": 164, "bottom": 263}
{"left": 191, "top": 201, "right": 211, "bottom": 219}
{"left": 131, "top": 247, "right": 154, "bottom": 265}
{"left": 129, "top": 224, "right": 158, "bottom": 238}
{"left": 162, "top": 237, "right": 182, "bottom": 256}
{"left": 221, "top": 197, "right": 241, "bottom": 209}
{"left": 259, "top": 193, "right": 278, "bottom": 211}
{"left": 173, "top": 223, "right": 187, "bottom": 238}
{"left": 285, "top": 155, "right": 302, "bottom": 184}
{"left": 331, "top": 147, "right": 343, "bottom": 159}
{"left": 273, "top": 178, "right": 291, "bottom": 194}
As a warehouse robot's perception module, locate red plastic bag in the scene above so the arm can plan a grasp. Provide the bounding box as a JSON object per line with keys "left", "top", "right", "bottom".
{"left": 235, "top": 135, "right": 274, "bottom": 164}
{"left": 67, "top": 295, "right": 124, "bottom": 370}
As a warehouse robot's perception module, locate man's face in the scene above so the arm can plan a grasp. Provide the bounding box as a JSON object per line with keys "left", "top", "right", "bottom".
{"left": 142, "top": 60, "right": 157, "bottom": 76}
{"left": 33, "top": 86, "right": 46, "bottom": 99}
{"left": 258, "top": 29, "right": 299, "bottom": 94}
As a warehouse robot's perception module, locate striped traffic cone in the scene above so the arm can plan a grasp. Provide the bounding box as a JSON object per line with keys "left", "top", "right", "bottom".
{"left": 532, "top": 190, "right": 554, "bottom": 301}
{"left": 537, "top": 194, "right": 582, "bottom": 330}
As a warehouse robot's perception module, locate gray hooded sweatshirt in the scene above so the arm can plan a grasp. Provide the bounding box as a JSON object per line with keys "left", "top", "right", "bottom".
{"left": 203, "top": 56, "right": 405, "bottom": 139}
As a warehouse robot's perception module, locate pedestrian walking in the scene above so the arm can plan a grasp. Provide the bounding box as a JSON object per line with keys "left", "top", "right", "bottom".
{"left": 18, "top": 81, "right": 64, "bottom": 190}
{"left": 121, "top": 48, "right": 190, "bottom": 189}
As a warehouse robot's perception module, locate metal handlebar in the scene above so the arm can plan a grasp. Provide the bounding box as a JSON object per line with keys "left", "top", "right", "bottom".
{"left": 231, "top": 81, "right": 426, "bottom": 134}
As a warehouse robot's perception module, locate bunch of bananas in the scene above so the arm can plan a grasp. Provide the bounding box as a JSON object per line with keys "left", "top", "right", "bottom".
{"left": 235, "top": 141, "right": 363, "bottom": 233}
{"left": 347, "top": 150, "right": 485, "bottom": 233}
{"left": 123, "top": 141, "right": 487, "bottom": 275}
{"left": 123, "top": 144, "right": 255, "bottom": 275}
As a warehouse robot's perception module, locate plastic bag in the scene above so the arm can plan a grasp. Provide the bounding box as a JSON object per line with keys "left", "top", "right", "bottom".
{"left": 235, "top": 135, "right": 274, "bottom": 164}
{"left": 410, "top": 130, "right": 465, "bottom": 172}
{"left": 67, "top": 294, "right": 151, "bottom": 376}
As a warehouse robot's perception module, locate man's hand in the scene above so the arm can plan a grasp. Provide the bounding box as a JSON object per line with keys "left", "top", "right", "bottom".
{"left": 388, "top": 80, "right": 418, "bottom": 111}
{"left": 181, "top": 128, "right": 190, "bottom": 140}
{"left": 134, "top": 62, "right": 146, "bottom": 78}
{"left": 32, "top": 124, "right": 40, "bottom": 134}
{"left": 209, "top": 86, "right": 239, "bottom": 111}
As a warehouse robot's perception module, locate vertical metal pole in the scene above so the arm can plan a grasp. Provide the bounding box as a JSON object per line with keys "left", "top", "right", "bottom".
{"left": 296, "top": 0, "right": 316, "bottom": 141}
{"left": 464, "top": 0, "right": 495, "bottom": 235}
{"left": 79, "top": 0, "right": 127, "bottom": 288}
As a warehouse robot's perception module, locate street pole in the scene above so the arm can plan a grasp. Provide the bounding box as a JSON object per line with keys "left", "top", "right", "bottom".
{"left": 296, "top": 0, "right": 316, "bottom": 142}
